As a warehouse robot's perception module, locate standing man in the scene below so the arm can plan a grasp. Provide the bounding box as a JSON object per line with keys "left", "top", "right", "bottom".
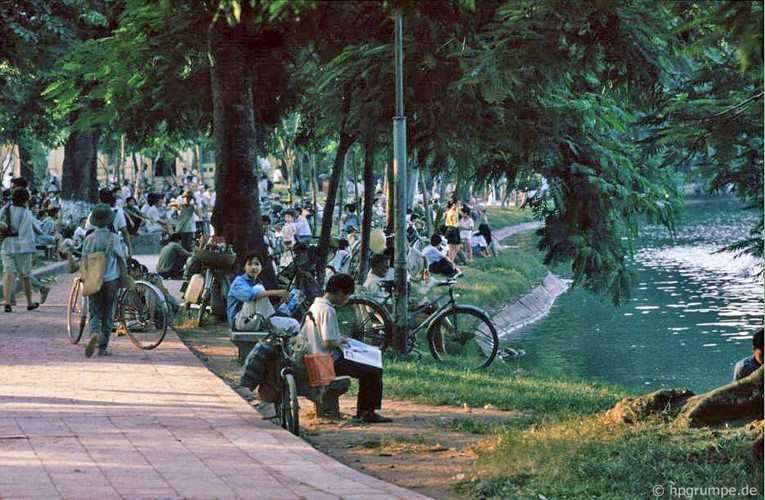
{"left": 1, "top": 188, "right": 42, "bottom": 312}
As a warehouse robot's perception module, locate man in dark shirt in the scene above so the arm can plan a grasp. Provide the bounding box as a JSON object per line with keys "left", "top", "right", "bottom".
{"left": 733, "top": 328, "right": 763, "bottom": 381}
{"left": 156, "top": 234, "right": 190, "bottom": 279}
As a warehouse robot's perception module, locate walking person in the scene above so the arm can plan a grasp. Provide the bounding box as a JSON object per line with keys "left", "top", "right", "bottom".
{"left": 443, "top": 199, "right": 461, "bottom": 263}
{"left": 82, "top": 204, "right": 126, "bottom": 357}
{"left": 1, "top": 188, "right": 42, "bottom": 312}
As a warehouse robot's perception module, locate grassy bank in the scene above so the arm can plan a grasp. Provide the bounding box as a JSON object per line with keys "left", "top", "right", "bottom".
{"left": 486, "top": 206, "right": 537, "bottom": 229}
{"left": 451, "top": 248, "right": 548, "bottom": 312}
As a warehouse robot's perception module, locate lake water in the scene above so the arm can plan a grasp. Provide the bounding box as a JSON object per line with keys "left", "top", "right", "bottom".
{"left": 503, "top": 196, "right": 763, "bottom": 393}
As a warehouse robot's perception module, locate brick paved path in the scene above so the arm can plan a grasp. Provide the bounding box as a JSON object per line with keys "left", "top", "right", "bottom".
{"left": 0, "top": 270, "right": 426, "bottom": 499}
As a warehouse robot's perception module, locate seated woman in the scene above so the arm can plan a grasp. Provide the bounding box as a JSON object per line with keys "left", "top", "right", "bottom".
{"left": 226, "top": 253, "right": 300, "bottom": 333}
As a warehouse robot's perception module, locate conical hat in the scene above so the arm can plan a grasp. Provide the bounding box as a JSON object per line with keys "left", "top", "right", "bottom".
{"left": 370, "top": 229, "right": 386, "bottom": 254}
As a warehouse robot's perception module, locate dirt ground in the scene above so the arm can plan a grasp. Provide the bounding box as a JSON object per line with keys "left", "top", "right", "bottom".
{"left": 175, "top": 323, "right": 526, "bottom": 499}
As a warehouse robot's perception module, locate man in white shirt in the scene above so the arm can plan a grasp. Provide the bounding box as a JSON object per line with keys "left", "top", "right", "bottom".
{"left": 293, "top": 209, "right": 312, "bottom": 244}
{"left": 302, "top": 274, "right": 392, "bottom": 423}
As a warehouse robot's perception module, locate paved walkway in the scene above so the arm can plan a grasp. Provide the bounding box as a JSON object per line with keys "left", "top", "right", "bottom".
{"left": 0, "top": 257, "right": 426, "bottom": 499}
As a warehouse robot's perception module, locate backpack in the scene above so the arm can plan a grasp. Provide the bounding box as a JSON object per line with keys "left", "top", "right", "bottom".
{"left": 0, "top": 205, "right": 18, "bottom": 243}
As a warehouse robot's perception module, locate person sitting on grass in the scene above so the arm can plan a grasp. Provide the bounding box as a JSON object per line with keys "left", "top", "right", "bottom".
{"left": 303, "top": 273, "right": 392, "bottom": 423}
{"left": 470, "top": 230, "right": 490, "bottom": 258}
{"left": 362, "top": 254, "right": 393, "bottom": 297}
{"left": 327, "top": 239, "right": 351, "bottom": 275}
{"left": 421, "top": 234, "right": 459, "bottom": 277}
{"left": 734, "top": 328, "right": 763, "bottom": 381}
{"left": 227, "top": 253, "right": 300, "bottom": 333}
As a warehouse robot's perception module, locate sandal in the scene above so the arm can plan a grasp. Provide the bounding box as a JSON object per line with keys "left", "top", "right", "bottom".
{"left": 27, "top": 302, "right": 40, "bottom": 311}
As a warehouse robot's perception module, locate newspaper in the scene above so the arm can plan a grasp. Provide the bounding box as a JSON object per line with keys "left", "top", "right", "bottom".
{"left": 342, "top": 338, "right": 382, "bottom": 368}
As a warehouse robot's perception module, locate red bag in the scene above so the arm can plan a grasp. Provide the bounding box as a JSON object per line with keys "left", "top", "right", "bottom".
{"left": 304, "top": 353, "right": 336, "bottom": 387}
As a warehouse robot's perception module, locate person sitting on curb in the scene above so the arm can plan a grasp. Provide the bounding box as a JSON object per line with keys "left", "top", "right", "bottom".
{"left": 227, "top": 253, "right": 300, "bottom": 333}
{"left": 421, "top": 234, "right": 459, "bottom": 277}
{"left": 302, "top": 273, "right": 393, "bottom": 423}
{"left": 83, "top": 204, "right": 126, "bottom": 357}
{"left": 733, "top": 328, "right": 763, "bottom": 381}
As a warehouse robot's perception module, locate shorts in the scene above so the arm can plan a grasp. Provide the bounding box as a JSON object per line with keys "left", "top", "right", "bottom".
{"left": 1, "top": 251, "right": 33, "bottom": 278}
{"left": 445, "top": 227, "right": 461, "bottom": 245}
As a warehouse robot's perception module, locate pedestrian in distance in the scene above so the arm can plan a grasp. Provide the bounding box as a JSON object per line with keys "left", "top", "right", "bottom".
{"left": 82, "top": 204, "right": 127, "bottom": 358}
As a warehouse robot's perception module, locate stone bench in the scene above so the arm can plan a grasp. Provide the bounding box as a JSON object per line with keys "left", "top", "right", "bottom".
{"left": 230, "top": 330, "right": 351, "bottom": 419}
{"left": 229, "top": 330, "right": 270, "bottom": 364}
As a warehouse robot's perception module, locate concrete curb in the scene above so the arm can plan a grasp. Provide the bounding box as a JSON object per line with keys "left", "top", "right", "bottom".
{"left": 31, "top": 259, "right": 69, "bottom": 281}
{"left": 491, "top": 272, "right": 568, "bottom": 338}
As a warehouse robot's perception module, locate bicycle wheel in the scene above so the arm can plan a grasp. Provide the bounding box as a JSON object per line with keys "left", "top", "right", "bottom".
{"left": 118, "top": 281, "right": 169, "bottom": 350}
{"left": 67, "top": 279, "right": 88, "bottom": 344}
{"left": 279, "top": 373, "right": 300, "bottom": 436}
{"left": 337, "top": 297, "right": 393, "bottom": 349}
{"left": 427, "top": 306, "right": 499, "bottom": 370}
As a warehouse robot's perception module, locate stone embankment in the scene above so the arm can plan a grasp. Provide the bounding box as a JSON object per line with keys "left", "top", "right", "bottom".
{"left": 490, "top": 220, "right": 569, "bottom": 338}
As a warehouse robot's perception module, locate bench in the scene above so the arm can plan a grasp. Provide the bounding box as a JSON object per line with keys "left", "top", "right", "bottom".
{"left": 230, "top": 330, "right": 351, "bottom": 419}
{"left": 230, "top": 330, "right": 270, "bottom": 364}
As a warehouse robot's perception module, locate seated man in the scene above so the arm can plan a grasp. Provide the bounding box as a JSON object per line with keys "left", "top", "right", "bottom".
{"left": 226, "top": 253, "right": 299, "bottom": 333}
{"left": 156, "top": 234, "right": 191, "bottom": 279}
{"left": 302, "top": 273, "right": 392, "bottom": 423}
{"left": 363, "top": 254, "right": 393, "bottom": 297}
{"left": 421, "top": 234, "right": 459, "bottom": 277}
{"left": 733, "top": 328, "right": 763, "bottom": 381}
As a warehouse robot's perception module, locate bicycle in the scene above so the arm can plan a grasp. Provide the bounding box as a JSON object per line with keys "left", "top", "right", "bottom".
{"left": 255, "top": 324, "right": 300, "bottom": 436}
{"left": 336, "top": 276, "right": 499, "bottom": 370}
{"left": 67, "top": 276, "right": 169, "bottom": 350}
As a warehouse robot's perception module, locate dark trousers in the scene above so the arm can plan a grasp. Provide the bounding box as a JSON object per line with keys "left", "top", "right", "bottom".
{"left": 429, "top": 258, "right": 458, "bottom": 277}
{"left": 89, "top": 278, "right": 120, "bottom": 351}
{"left": 335, "top": 357, "right": 383, "bottom": 412}
{"left": 179, "top": 232, "right": 195, "bottom": 252}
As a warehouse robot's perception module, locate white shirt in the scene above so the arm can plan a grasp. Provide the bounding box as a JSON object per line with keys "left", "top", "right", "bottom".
{"left": 302, "top": 297, "right": 341, "bottom": 356}
{"left": 294, "top": 216, "right": 311, "bottom": 237}
{"left": 329, "top": 249, "right": 350, "bottom": 272}
{"left": 470, "top": 233, "right": 487, "bottom": 248}
{"left": 422, "top": 244, "right": 445, "bottom": 265}
{"left": 86, "top": 206, "right": 127, "bottom": 233}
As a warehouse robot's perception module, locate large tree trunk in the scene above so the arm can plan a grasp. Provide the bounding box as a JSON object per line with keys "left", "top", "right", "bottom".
{"left": 605, "top": 366, "right": 764, "bottom": 429}
{"left": 208, "top": 15, "right": 273, "bottom": 286}
{"left": 17, "top": 141, "right": 36, "bottom": 185}
{"left": 358, "top": 135, "right": 376, "bottom": 281}
{"left": 61, "top": 125, "right": 100, "bottom": 203}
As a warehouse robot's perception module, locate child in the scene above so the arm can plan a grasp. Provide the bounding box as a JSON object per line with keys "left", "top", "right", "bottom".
{"left": 82, "top": 204, "right": 126, "bottom": 357}
{"left": 227, "top": 253, "right": 300, "bottom": 333}
{"left": 302, "top": 273, "right": 392, "bottom": 423}
{"left": 281, "top": 211, "right": 296, "bottom": 249}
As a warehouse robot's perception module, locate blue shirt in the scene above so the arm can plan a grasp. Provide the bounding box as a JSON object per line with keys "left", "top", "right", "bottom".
{"left": 226, "top": 274, "right": 266, "bottom": 328}
{"left": 733, "top": 355, "right": 761, "bottom": 381}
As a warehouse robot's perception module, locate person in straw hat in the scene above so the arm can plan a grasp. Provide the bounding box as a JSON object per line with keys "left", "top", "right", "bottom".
{"left": 82, "top": 204, "right": 126, "bottom": 358}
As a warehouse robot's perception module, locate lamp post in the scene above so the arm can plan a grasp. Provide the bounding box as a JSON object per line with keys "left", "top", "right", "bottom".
{"left": 392, "top": 11, "right": 409, "bottom": 354}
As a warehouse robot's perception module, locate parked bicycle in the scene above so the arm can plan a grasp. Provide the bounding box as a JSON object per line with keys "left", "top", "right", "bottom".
{"left": 67, "top": 276, "right": 169, "bottom": 350}
{"left": 336, "top": 276, "right": 499, "bottom": 370}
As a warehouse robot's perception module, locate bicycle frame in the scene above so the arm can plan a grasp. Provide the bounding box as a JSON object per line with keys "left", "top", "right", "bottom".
{"left": 376, "top": 282, "right": 458, "bottom": 337}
